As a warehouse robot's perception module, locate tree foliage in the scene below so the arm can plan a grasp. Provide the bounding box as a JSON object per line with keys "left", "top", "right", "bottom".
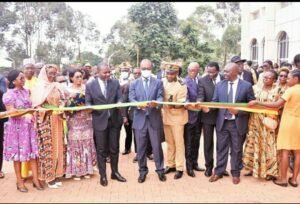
{"left": 0, "top": 2, "right": 101, "bottom": 68}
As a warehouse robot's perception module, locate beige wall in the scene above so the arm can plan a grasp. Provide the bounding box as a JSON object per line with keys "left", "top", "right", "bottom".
{"left": 241, "top": 2, "right": 300, "bottom": 65}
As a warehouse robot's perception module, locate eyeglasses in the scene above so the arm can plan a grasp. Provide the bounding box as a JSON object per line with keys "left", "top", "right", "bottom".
{"left": 141, "top": 67, "right": 151, "bottom": 70}
{"left": 133, "top": 72, "right": 141, "bottom": 75}
{"left": 75, "top": 75, "right": 83, "bottom": 78}
{"left": 264, "top": 76, "right": 274, "bottom": 80}
{"left": 279, "top": 75, "right": 288, "bottom": 78}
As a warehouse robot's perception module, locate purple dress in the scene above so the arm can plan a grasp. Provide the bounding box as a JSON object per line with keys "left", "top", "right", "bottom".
{"left": 3, "top": 88, "right": 38, "bottom": 162}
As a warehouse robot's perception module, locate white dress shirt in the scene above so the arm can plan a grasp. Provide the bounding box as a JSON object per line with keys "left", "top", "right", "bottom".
{"left": 98, "top": 78, "right": 107, "bottom": 98}
{"left": 226, "top": 78, "right": 239, "bottom": 119}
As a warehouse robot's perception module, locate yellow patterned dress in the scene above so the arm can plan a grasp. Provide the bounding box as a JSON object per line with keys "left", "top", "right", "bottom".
{"left": 36, "top": 87, "right": 66, "bottom": 183}
{"left": 243, "top": 85, "right": 279, "bottom": 178}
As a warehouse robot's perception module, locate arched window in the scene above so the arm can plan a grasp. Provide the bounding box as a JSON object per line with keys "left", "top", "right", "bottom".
{"left": 250, "top": 39, "right": 258, "bottom": 63}
{"left": 261, "top": 37, "right": 265, "bottom": 62}
{"left": 278, "top": 31, "right": 289, "bottom": 64}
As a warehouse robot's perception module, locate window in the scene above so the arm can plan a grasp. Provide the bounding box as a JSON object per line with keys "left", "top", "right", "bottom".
{"left": 252, "top": 10, "right": 260, "bottom": 20}
{"left": 281, "top": 2, "right": 292, "bottom": 8}
{"left": 278, "top": 31, "right": 289, "bottom": 64}
{"left": 261, "top": 37, "right": 265, "bottom": 62}
{"left": 250, "top": 39, "right": 258, "bottom": 63}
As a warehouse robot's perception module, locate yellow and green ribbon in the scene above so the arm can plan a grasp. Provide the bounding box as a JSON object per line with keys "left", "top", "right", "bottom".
{"left": 0, "top": 101, "right": 278, "bottom": 119}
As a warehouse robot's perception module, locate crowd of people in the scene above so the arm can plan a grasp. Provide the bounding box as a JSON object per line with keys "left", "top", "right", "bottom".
{"left": 0, "top": 53, "right": 299, "bottom": 193}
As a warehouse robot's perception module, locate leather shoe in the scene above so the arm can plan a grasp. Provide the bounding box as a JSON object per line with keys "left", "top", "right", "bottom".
{"left": 265, "top": 175, "right": 276, "bottom": 181}
{"left": 100, "top": 176, "right": 108, "bottom": 187}
{"left": 244, "top": 171, "right": 253, "bottom": 177}
{"left": 111, "top": 173, "right": 127, "bottom": 182}
{"left": 164, "top": 166, "right": 176, "bottom": 174}
{"left": 209, "top": 174, "right": 223, "bottom": 182}
{"left": 147, "top": 154, "right": 154, "bottom": 160}
{"left": 288, "top": 177, "right": 298, "bottom": 187}
{"left": 204, "top": 168, "right": 213, "bottom": 177}
{"left": 232, "top": 176, "right": 240, "bottom": 184}
{"left": 122, "top": 149, "right": 131, "bottom": 155}
{"left": 223, "top": 170, "right": 229, "bottom": 177}
{"left": 138, "top": 174, "right": 146, "bottom": 183}
{"left": 193, "top": 165, "right": 205, "bottom": 172}
{"left": 158, "top": 173, "right": 166, "bottom": 182}
{"left": 174, "top": 171, "right": 183, "bottom": 179}
{"left": 273, "top": 179, "right": 288, "bottom": 187}
{"left": 187, "top": 170, "right": 195, "bottom": 177}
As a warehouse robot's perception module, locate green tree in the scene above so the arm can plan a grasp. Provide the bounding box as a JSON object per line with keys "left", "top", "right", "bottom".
{"left": 128, "top": 2, "right": 178, "bottom": 72}
{"left": 76, "top": 51, "right": 103, "bottom": 66}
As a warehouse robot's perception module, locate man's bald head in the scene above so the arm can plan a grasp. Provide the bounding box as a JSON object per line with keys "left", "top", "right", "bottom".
{"left": 223, "top": 62, "right": 239, "bottom": 81}
{"left": 187, "top": 62, "right": 199, "bottom": 79}
{"left": 140, "top": 59, "right": 152, "bottom": 69}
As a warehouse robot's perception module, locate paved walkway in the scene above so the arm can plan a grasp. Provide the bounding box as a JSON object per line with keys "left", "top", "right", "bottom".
{"left": 1, "top": 128, "right": 300, "bottom": 203}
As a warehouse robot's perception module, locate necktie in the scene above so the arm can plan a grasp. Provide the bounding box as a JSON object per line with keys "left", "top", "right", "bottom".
{"left": 225, "top": 82, "right": 234, "bottom": 119}
{"left": 103, "top": 81, "right": 107, "bottom": 98}
{"left": 212, "top": 78, "right": 216, "bottom": 86}
{"left": 144, "top": 78, "right": 150, "bottom": 99}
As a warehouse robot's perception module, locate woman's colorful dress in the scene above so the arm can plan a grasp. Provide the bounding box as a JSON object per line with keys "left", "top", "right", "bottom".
{"left": 65, "top": 87, "right": 96, "bottom": 178}
{"left": 36, "top": 87, "right": 66, "bottom": 183}
{"left": 243, "top": 85, "right": 279, "bottom": 178}
{"left": 3, "top": 88, "right": 38, "bottom": 161}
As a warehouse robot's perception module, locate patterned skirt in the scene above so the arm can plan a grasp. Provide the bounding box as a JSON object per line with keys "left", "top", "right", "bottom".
{"left": 4, "top": 117, "right": 38, "bottom": 162}
{"left": 36, "top": 113, "right": 66, "bottom": 183}
{"left": 243, "top": 113, "right": 278, "bottom": 178}
{"left": 66, "top": 111, "right": 96, "bottom": 178}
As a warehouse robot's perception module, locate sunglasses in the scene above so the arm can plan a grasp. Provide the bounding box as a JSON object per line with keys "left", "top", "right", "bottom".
{"left": 75, "top": 75, "right": 83, "bottom": 78}
{"left": 279, "top": 75, "right": 288, "bottom": 78}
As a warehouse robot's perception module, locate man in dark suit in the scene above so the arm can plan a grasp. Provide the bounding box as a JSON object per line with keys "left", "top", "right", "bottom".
{"left": 129, "top": 59, "right": 166, "bottom": 183}
{"left": 183, "top": 62, "right": 205, "bottom": 178}
{"left": 231, "top": 56, "right": 254, "bottom": 86}
{"left": 85, "top": 63, "right": 127, "bottom": 187}
{"left": 198, "top": 61, "right": 224, "bottom": 177}
{"left": 208, "top": 62, "right": 255, "bottom": 185}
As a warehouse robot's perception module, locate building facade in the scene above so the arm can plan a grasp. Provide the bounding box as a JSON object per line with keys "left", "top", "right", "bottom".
{"left": 241, "top": 2, "right": 300, "bottom": 65}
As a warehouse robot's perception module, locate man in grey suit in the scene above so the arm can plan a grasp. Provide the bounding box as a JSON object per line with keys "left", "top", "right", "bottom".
{"left": 207, "top": 63, "right": 255, "bottom": 185}
{"left": 129, "top": 59, "right": 166, "bottom": 183}
{"left": 85, "top": 63, "right": 127, "bottom": 187}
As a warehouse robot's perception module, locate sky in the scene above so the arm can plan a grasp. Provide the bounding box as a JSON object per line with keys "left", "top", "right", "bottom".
{"left": 67, "top": 2, "right": 217, "bottom": 54}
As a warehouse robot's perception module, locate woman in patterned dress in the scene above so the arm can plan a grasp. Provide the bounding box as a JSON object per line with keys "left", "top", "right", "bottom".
{"left": 243, "top": 70, "right": 279, "bottom": 180}
{"left": 65, "top": 69, "right": 96, "bottom": 180}
{"left": 31, "top": 64, "right": 67, "bottom": 189}
{"left": 248, "top": 69, "right": 300, "bottom": 187}
{"left": 3, "top": 70, "right": 43, "bottom": 192}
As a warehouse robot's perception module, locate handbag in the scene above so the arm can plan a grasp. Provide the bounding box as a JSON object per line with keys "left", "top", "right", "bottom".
{"left": 262, "top": 116, "right": 278, "bottom": 130}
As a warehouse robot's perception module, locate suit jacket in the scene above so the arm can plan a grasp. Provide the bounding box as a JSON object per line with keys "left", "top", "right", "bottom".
{"left": 198, "top": 74, "right": 224, "bottom": 125}
{"left": 129, "top": 76, "right": 163, "bottom": 130}
{"left": 212, "top": 79, "right": 255, "bottom": 135}
{"left": 185, "top": 76, "right": 201, "bottom": 125}
{"left": 241, "top": 70, "right": 254, "bottom": 85}
{"left": 156, "top": 70, "right": 165, "bottom": 80}
{"left": 85, "top": 77, "right": 124, "bottom": 131}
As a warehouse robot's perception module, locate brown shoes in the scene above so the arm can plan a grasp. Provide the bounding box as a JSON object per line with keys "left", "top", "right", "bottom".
{"left": 209, "top": 174, "right": 223, "bottom": 182}
{"left": 232, "top": 176, "right": 240, "bottom": 184}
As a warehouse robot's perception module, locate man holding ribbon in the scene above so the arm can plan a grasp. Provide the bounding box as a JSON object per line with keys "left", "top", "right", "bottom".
{"left": 207, "top": 62, "right": 255, "bottom": 185}
{"left": 129, "top": 59, "right": 165, "bottom": 183}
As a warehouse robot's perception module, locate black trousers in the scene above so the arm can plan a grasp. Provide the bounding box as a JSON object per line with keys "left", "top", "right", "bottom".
{"left": 0, "top": 122, "right": 3, "bottom": 171}
{"left": 94, "top": 118, "right": 121, "bottom": 177}
{"left": 214, "top": 120, "right": 242, "bottom": 177}
{"left": 202, "top": 123, "right": 215, "bottom": 170}
{"left": 184, "top": 121, "right": 202, "bottom": 171}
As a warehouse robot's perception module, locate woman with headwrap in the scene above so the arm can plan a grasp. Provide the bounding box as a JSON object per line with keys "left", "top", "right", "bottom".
{"left": 3, "top": 70, "right": 43, "bottom": 192}
{"left": 31, "top": 64, "right": 67, "bottom": 189}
